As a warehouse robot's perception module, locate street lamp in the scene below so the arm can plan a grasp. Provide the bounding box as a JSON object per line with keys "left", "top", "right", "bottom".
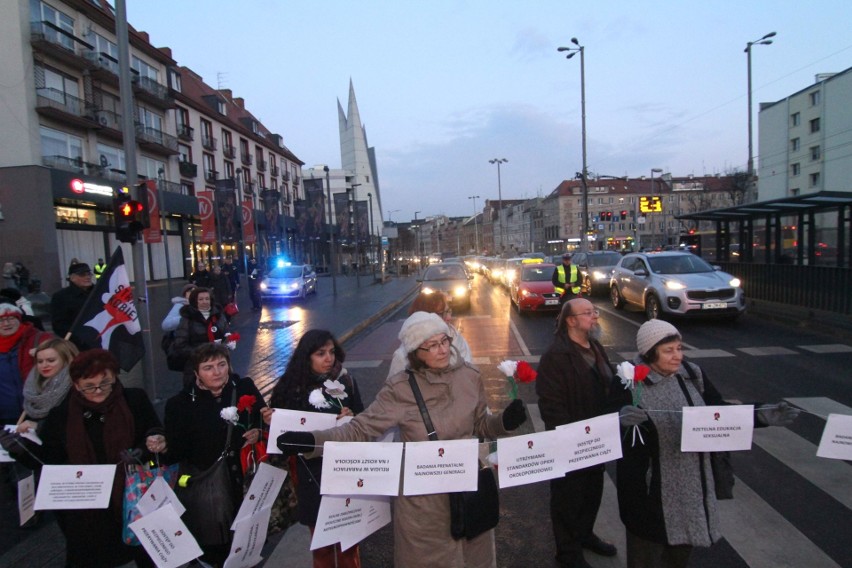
{"left": 558, "top": 37, "right": 589, "bottom": 252}
{"left": 650, "top": 167, "right": 663, "bottom": 249}
{"left": 745, "top": 31, "right": 775, "bottom": 204}
{"left": 387, "top": 209, "right": 400, "bottom": 222}
{"left": 468, "top": 195, "right": 480, "bottom": 254}
{"left": 367, "top": 192, "right": 375, "bottom": 279}
{"left": 488, "top": 158, "right": 507, "bottom": 254}
{"left": 323, "top": 165, "right": 337, "bottom": 295}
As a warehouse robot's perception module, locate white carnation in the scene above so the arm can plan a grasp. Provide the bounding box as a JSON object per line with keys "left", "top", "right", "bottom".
{"left": 616, "top": 361, "right": 636, "bottom": 390}
{"left": 323, "top": 379, "right": 348, "bottom": 401}
{"left": 497, "top": 360, "right": 518, "bottom": 378}
{"left": 220, "top": 406, "right": 239, "bottom": 424}
{"left": 309, "top": 388, "right": 332, "bottom": 410}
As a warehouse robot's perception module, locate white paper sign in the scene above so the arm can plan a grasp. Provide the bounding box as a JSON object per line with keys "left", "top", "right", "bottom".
{"left": 0, "top": 448, "right": 12, "bottom": 463}
{"left": 311, "top": 495, "right": 392, "bottom": 552}
{"left": 816, "top": 414, "right": 852, "bottom": 460}
{"left": 223, "top": 507, "right": 272, "bottom": 568}
{"left": 266, "top": 409, "right": 338, "bottom": 454}
{"left": 4, "top": 424, "right": 42, "bottom": 446}
{"left": 681, "top": 405, "right": 755, "bottom": 452}
{"left": 135, "top": 475, "right": 185, "bottom": 518}
{"left": 129, "top": 504, "right": 203, "bottom": 568}
{"left": 556, "top": 412, "right": 623, "bottom": 473}
{"left": 18, "top": 473, "right": 35, "bottom": 526}
{"left": 497, "top": 429, "right": 565, "bottom": 488}
{"left": 402, "top": 439, "right": 479, "bottom": 496}
{"left": 320, "top": 442, "right": 403, "bottom": 496}
{"left": 232, "top": 462, "right": 287, "bottom": 527}
{"left": 34, "top": 464, "right": 117, "bottom": 510}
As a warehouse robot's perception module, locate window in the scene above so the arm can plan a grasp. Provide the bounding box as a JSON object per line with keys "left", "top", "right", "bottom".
{"left": 791, "top": 163, "right": 800, "bottom": 176}
{"left": 180, "top": 182, "right": 194, "bottom": 196}
{"left": 811, "top": 146, "right": 821, "bottom": 161}
{"left": 32, "top": 1, "right": 75, "bottom": 50}
{"left": 216, "top": 100, "right": 226, "bottom": 115}
{"left": 203, "top": 153, "right": 216, "bottom": 181}
{"left": 40, "top": 126, "right": 82, "bottom": 161}
{"left": 38, "top": 67, "right": 79, "bottom": 109}
{"left": 139, "top": 156, "right": 166, "bottom": 180}
{"left": 790, "top": 138, "right": 800, "bottom": 152}
{"left": 137, "top": 107, "right": 163, "bottom": 131}
{"left": 810, "top": 172, "right": 820, "bottom": 187}
{"left": 168, "top": 69, "right": 181, "bottom": 92}
{"left": 810, "top": 118, "right": 820, "bottom": 133}
{"left": 178, "top": 144, "right": 192, "bottom": 164}
{"left": 810, "top": 90, "right": 821, "bottom": 106}
{"left": 790, "top": 188, "right": 800, "bottom": 196}
{"left": 790, "top": 112, "right": 800, "bottom": 127}
{"left": 257, "top": 174, "right": 266, "bottom": 190}
{"left": 177, "top": 107, "right": 190, "bottom": 128}
{"left": 131, "top": 56, "right": 159, "bottom": 82}
{"left": 271, "top": 178, "right": 278, "bottom": 191}
{"left": 223, "top": 161, "right": 234, "bottom": 179}
{"left": 97, "top": 143, "right": 125, "bottom": 171}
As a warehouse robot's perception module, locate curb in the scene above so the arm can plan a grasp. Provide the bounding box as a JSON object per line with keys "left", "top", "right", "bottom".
{"left": 337, "top": 281, "right": 420, "bottom": 345}
{"left": 747, "top": 299, "right": 852, "bottom": 342}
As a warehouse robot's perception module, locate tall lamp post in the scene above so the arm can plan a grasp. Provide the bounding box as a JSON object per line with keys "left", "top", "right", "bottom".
{"left": 387, "top": 209, "right": 400, "bottom": 274}
{"left": 348, "top": 183, "right": 361, "bottom": 288}
{"left": 468, "top": 195, "right": 480, "bottom": 254}
{"left": 413, "top": 211, "right": 421, "bottom": 269}
{"left": 323, "top": 165, "right": 337, "bottom": 295}
{"left": 367, "top": 192, "right": 375, "bottom": 279}
{"left": 488, "top": 158, "right": 507, "bottom": 254}
{"left": 745, "top": 31, "right": 776, "bottom": 204}
{"left": 558, "top": 38, "right": 589, "bottom": 252}
{"left": 649, "top": 167, "right": 663, "bottom": 249}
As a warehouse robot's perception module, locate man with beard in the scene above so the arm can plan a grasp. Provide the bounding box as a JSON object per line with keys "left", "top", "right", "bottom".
{"left": 50, "top": 262, "right": 95, "bottom": 350}
{"left": 536, "top": 298, "right": 617, "bottom": 568}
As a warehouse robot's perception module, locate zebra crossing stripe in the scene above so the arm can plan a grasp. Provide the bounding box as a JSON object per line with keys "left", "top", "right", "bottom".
{"left": 785, "top": 397, "right": 852, "bottom": 418}
{"left": 798, "top": 344, "right": 852, "bottom": 354}
{"left": 526, "top": 403, "right": 546, "bottom": 434}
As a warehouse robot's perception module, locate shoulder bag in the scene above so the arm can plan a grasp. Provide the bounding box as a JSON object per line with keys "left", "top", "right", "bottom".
{"left": 407, "top": 371, "right": 500, "bottom": 540}
{"left": 175, "top": 389, "right": 239, "bottom": 546}
{"left": 676, "top": 364, "right": 735, "bottom": 500}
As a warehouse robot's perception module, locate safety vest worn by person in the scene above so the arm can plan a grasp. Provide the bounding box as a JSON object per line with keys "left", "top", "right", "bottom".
{"left": 93, "top": 262, "right": 107, "bottom": 279}
{"left": 555, "top": 264, "right": 580, "bottom": 296}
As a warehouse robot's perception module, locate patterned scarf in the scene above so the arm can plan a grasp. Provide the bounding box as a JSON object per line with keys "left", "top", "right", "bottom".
{"left": 23, "top": 365, "right": 73, "bottom": 420}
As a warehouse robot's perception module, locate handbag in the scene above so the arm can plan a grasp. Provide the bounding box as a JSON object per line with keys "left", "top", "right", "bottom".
{"left": 175, "top": 390, "right": 239, "bottom": 546}
{"left": 122, "top": 461, "right": 180, "bottom": 545}
{"left": 676, "top": 366, "right": 735, "bottom": 500}
{"left": 224, "top": 301, "right": 239, "bottom": 317}
{"left": 407, "top": 371, "right": 500, "bottom": 540}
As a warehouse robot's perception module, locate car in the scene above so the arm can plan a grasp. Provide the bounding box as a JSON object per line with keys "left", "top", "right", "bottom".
{"left": 417, "top": 262, "right": 474, "bottom": 311}
{"left": 571, "top": 251, "right": 622, "bottom": 296}
{"left": 500, "top": 258, "right": 525, "bottom": 288}
{"left": 609, "top": 251, "right": 745, "bottom": 320}
{"left": 259, "top": 263, "right": 317, "bottom": 300}
{"left": 509, "top": 263, "right": 561, "bottom": 315}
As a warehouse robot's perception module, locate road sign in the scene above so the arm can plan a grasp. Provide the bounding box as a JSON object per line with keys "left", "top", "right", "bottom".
{"left": 640, "top": 196, "right": 662, "bottom": 213}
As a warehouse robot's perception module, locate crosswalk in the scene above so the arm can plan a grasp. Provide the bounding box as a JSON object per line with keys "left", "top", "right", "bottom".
{"left": 525, "top": 398, "right": 852, "bottom": 568}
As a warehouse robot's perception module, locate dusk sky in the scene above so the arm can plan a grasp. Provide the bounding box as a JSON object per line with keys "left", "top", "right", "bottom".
{"left": 128, "top": 1, "right": 852, "bottom": 222}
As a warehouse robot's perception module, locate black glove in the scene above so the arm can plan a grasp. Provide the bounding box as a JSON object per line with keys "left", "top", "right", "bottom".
{"left": 0, "top": 430, "right": 18, "bottom": 453}
{"left": 756, "top": 402, "right": 801, "bottom": 427}
{"left": 619, "top": 405, "right": 649, "bottom": 427}
{"left": 277, "top": 431, "right": 316, "bottom": 455}
{"left": 502, "top": 399, "right": 527, "bottom": 431}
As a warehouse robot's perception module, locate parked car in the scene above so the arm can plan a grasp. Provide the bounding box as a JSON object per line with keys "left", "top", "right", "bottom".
{"left": 609, "top": 252, "right": 745, "bottom": 320}
{"left": 259, "top": 263, "right": 317, "bottom": 300}
{"left": 571, "top": 251, "right": 622, "bottom": 296}
{"left": 417, "top": 262, "right": 473, "bottom": 311}
{"left": 509, "top": 263, "right": 560, "bottom": 316}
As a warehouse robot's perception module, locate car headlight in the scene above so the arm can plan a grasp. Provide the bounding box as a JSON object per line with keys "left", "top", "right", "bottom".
{"left": 729, "top": 277, "right": 741, "bottom": 288}
{"left": 291, "top": 282, "right": 300, "bottom": 290}
{"left": 664, "top": 280, "right": 686, "bottom": 291}
{"left": 453, "top": 285, "right": 468, "bottom": 297}
{"left": 521, "top": 289, "right": 538, "bottom": 298}
{"left": 592, "top": 270, "right": 608, "bottom": 280}
{"left": 259, "top": 282, "right": 268, "bottom": 290}
{"left": 422, "top": 286, "right": 435, "bottom": 295}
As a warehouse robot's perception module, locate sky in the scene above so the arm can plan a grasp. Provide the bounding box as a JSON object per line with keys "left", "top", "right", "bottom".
{"left": 127, "top": 0, "right": 852, "bottom": 223}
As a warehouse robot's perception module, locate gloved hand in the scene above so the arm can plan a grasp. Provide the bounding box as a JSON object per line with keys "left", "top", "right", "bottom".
{"left": 619, "top": 405, "right": 648, "bottom": 427}
{"left": 0, "top": 430, "right": 19, "bottom": 453}
{"left": 502, "top": 399, "right": 527, "bottom": 431}
{"left": 756, "top": 402, "right": 801, "bottom": 427}
{"left": 277, "top": 431, "right": 316, "bottom": 455}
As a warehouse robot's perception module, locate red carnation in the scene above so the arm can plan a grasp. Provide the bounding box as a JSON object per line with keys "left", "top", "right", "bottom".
{"left": 515, "top": 361, "right": 538, "bottom": 383}
{"left": 227, "top": 332, "right": 241, "bottom": 342}
{"left": 633, "top": 365, "right": 651, "bottom": 383}
{"left": 237, "top": 394, "right": 256, "bottom": 413}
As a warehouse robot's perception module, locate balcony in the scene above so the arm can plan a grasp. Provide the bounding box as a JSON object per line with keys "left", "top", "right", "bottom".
{"left": 157, "top": 180, "right": 183, "bottom": 194}
{"left": 132, "top": 76, "right": 174, "bottom": 109}
{"left": 42, "top": 155, "right": 99, "bottom": 175}
{"left": 270, "top": 165, "right": 280, "bottom": 177}
{"left": 282, "top": 170, "right": 290, "bottom": 182}
{"left": 30, "top": 21, "right": 92, "bottom": 70}
{"left": 35, "top": 88, "right": 98, "bottom": 129}
{"left": 135, "top": 124, "right": 179, "bottom": 155}
{"left": 205, "top": 170, "right": 218, "bottom": 184}
{"left": 293, "top": 175, "right": 301, "bottom": 187}
{"left": 179, "top": 161, "right": 198, "bottom": 178}
{"left": 201, "top": 135, "right": 217, "bottom": 151}
{"left": 92, "top": 109, "right": 122, "bottom": 140}
{"left": 240, "top": 152, "right": 253, "bottom": 166}
{"left": 256, "top": 159, "right": 267, "bottom": 172}
{"left": 244, "top": 182, "right": 256, "bottom": 195}
{"left": 223, "top": 144, "right": 236, "bottom": 159}
{"left": 177, "top": 124, "right": 194, "bottom": 141}
{"left": 83, "top": 49, "right": 120, "bottom": 83}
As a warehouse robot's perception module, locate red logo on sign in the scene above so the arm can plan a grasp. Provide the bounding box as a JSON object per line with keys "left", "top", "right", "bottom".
{"left": 242, "top": 204, "right": 252, "bottom": 225}
{"left": 198, "top": 196, "right": 214, "bottom": 220}
{"left": 70, "top": 179, "right": 85, "bottom": 194}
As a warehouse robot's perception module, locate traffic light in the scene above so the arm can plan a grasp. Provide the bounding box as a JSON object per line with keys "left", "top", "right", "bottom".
{"left": 113, "top": 186, "right": 146, "bottom": 243}
{"left": 621, "top": 210, "right": 628, "bottom": 218}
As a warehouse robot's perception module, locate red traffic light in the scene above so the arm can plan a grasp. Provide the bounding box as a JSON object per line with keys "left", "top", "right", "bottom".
{"left": 118, "top": 201, "right": 143, "bottom": 218}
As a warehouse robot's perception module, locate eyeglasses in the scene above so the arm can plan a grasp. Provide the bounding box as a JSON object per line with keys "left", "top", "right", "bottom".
{"left": 78, "top": 381, "right": 115, "bottom": 395}
{"left": 0, "top": 316, "right": 19, "bottom": 324}
{"left": 570, "top": 308, "right": 600, "bottom": 318}
{"left": 418, "top": 335, "right": 452, "bottom": 354}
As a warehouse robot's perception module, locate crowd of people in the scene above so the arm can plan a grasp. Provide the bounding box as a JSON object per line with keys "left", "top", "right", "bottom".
{"left": 0, "top": 254, "right": 803, "bottom": 568}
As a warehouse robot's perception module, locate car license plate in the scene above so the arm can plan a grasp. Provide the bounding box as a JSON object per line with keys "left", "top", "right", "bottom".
{"left": 545, "top": 299, "right": 559, "bottom": 306}
{"left": 702, "top": 302, "right": 727, "bottom": 310}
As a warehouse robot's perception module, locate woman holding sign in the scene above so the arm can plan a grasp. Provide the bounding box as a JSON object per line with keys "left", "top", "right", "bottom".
{"left": 277, "top": 312, "right": 527, "bottom": 568}
{"left": 613, "top": 319, "right": 800, "bottom": 568}
{"left": 264, "top": 329, "right": 364, "bottom": 568}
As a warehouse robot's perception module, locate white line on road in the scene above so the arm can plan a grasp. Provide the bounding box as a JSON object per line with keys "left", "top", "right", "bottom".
{"left": 797, "top": 344, "right": 852, "bottom": 354}
{"left": 597, "top": 307, "right": 699, "bottom": 350}
{"left": 509, "top": 318, "right": 532, "bottom": 357}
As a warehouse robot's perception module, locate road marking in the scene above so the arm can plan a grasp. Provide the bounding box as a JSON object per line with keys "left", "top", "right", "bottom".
{"left": 785, "top": 397, "right": 852, "bottom": 418}
{"left": 472, "top": 356, "right": 492, "bottom": 365}
{"left": 509, "top": 318, "right": 532, "bottom": 357}
{"left": 597, "top": 307, "right": 698, "bottom": 350}
{"left": 345, "top": 360, "right": 383, "bottom": 368}
{"left": 737, "top": 346, "right": 798, "bottom": 356}
{"left": 616, "top": 348, "right": 735, "bottom": 361}
{"left": 797, "top": 344, "right": 852, "bottom": 354}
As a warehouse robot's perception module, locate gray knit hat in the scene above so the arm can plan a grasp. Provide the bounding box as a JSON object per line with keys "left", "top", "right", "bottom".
{"left": 636, "top": 319, "right": 681, "bottom": 356}
{"left": 398, "top": 311, "right": 450, "bottom": 354}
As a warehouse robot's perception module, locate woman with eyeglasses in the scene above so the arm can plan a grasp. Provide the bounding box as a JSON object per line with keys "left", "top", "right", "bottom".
{"left": 17, "top": 349, "right": 162, "bottom": 567}
{"left": 276, "top": 312, "right": 527, "bottom": 567}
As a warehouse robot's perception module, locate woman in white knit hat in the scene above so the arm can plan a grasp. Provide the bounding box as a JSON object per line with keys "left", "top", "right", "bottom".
{"left": 613, "top": 319, "right": 800, "bottom": 568}
{"left": 277, "top": 311, "right": 528, "bottom": 568}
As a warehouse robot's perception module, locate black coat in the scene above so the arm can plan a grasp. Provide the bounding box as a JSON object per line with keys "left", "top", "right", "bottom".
{"left": 170, "top": 305, "right": 229, "bottom": 372}
{"left": 50, "top": 283, "right": 94, "bottom": 347}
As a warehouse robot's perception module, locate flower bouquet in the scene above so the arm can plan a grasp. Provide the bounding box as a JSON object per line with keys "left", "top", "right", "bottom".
{"left": 309, "top": 379, "right": 349, "bottom": 410}
{"left": 221, "top": 395, "right": 267, "bottom": 475}
{"left": 616, "top": 361, "right": 650, "bottom": 446}
{"left": 497, "top": 360, "right": 538, "bottom": 400}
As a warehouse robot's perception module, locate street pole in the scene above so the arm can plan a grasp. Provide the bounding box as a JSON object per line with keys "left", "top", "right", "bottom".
{"left": 323, "top": 166, "right": 337, "bottom": 295}
{"left": 558, "top": 38, "right": 589, "bottom": 252}
{"left": 468, "top": 195, "right": 480, "bottom": 254}
{"left": 649, "top": 168, "right": 662, "bottom": 249}
{"left": 745, "top": 32, "right": 776, "bottom": 204}
{"left": 368, "top": 192, "right": 375, "bottom": 280}
{"left": 349, "top": 183, "right": 361, "bottom": 288}
{"left": 489, "top": 159, "right": 507, "bottom": 254}
{"left": 116, "top": 0, "right": 155, "bottom": 401}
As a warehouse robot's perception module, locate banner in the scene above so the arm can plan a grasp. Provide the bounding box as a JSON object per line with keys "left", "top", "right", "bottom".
{"left": 301, "top": 178, "right": 325, "bottom": 241}
{"left": 261, "top": 190, "right": 281, "bottom": 241}
{"left": 68, "top": 247, "right": 144, "bottom": 370}
{"left": 196, "top": 190, "right": 217, "bottom": 243}
{"left": 333, "top": 193, "right": 351, "bottom": 243}
{"left": 141, "top": 180, "right": 162, "bottom": 244}
{"left": 216, "top": 189, "right": 241, "bottom": 242}
{"left": 242, "top": 199, "right": 256, "bottom": 244}
{"left": 355, "top": 200, "right": 369, "bottom": 244}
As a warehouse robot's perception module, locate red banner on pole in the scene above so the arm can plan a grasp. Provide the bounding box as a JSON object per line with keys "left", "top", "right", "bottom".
{"left": 141, "top": 180, "right": 162, "bottom": 244}
{"left": 197, "top": 190, "right": 217, "bottom": 243}
{"left": 242, "top": 199, "right": 256, "bottom": 244}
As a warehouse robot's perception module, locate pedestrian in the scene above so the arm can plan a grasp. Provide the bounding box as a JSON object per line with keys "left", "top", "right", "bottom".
{"left": 169, "top": 288, "right": 230, "bottom": 385}
{"left": 14, "top": 262, "right": 30, "bottom": 291}
{"left": 263, "top": 329, "right": 364, "bottom": 566}
{"left": 161, "top": 283, "right": 196, "bottom": 332}
{"left": 277, "top": 312, "right": 528, "bottom": 568}
{"left": 50, "top": 262, "right": 95, "bottom": 349}
{"left": 0, "top": 302, "right": 52, "bottom": 426}
{"left": 551, "top": 253, "right": 581, "bottom": 304}
{"left": 0, "top": 288, "right": 43, "bottom": 330}
{"left": 221, "top": 256, "right": 240, "bottom": 295}
{"left": 17, "top": 337, "right": 78, "bottom": 434}
{"left": 612, "top": 320, "right": 801, "bottom": 568}
{"left": 2, "top": 262, "right": 17, "bottom": 291}
{"left": 189, "top": 261, "right": 213, "bottom": 289}
{"left": 247, "top": 258, "right": 262, "bottom": 311}
{"left": 93, "top": 257, "right": 107, "bottom": 280}
{"left": 210, "top": 264, "right": 233, "bottom": 311}
{"left": 536, "top": 298, "right": 618, "bottom": 568}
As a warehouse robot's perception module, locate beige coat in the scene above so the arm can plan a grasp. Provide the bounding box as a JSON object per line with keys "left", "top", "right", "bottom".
{"left": 309, "top": 359, "right": 508, "bottom": 568}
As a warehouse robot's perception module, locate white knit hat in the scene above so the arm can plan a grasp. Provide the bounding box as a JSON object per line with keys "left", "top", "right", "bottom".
{"left": 398, "top": 311, "right": 450, "bottom": 354}
{"left": 636, "top": 319, "right": 681, "bottom": 356}
{"left": 0, "top": 302, "right": 22, "bottom": 320}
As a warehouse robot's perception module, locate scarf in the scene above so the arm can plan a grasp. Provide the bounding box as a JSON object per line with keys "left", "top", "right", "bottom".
{"left": 23, "top": 365, "right": 73, "bottom": 420}
{"left": 65, "top": 380, "right": 135, "bottom": 466}
{"left": 0, "top": 324, "right": 24, "bottom": 353}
